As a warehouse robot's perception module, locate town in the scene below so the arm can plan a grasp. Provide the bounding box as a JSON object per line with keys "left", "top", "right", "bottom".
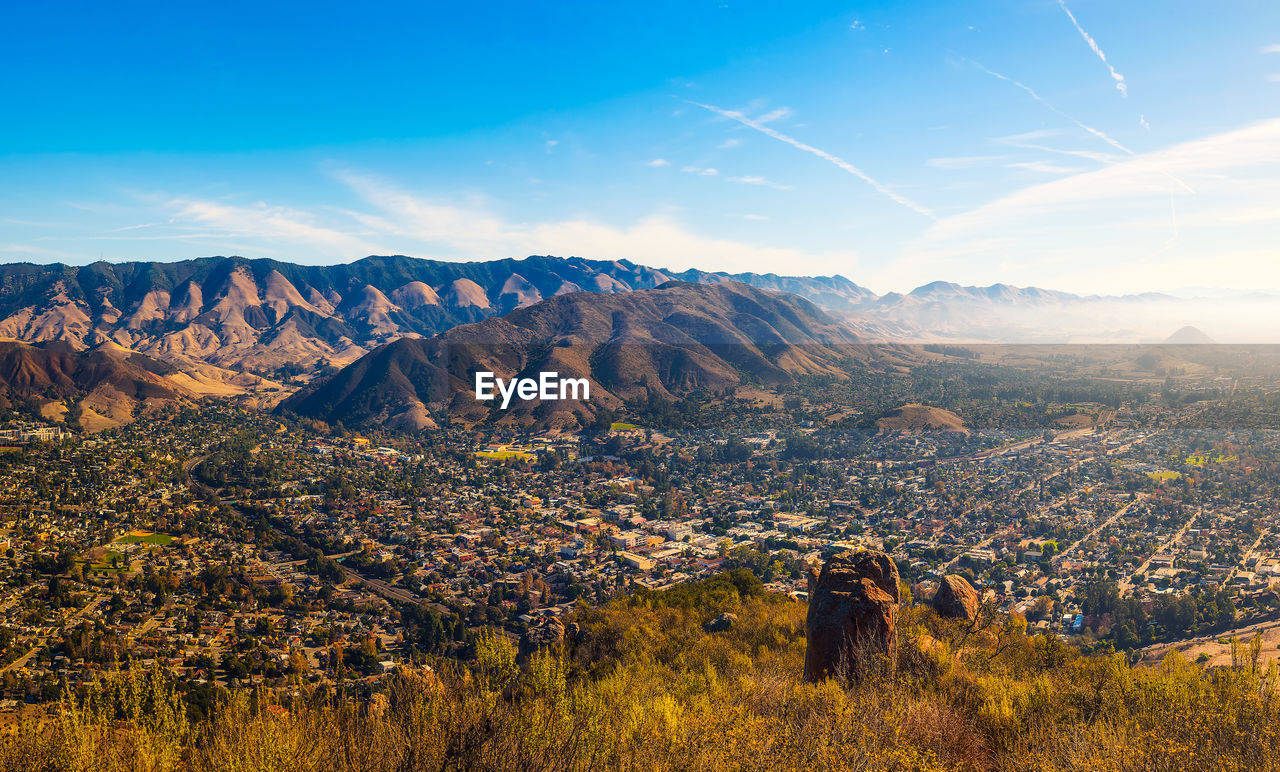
{"left": 0, "top": 358, "right": 1277, "bottom": 713}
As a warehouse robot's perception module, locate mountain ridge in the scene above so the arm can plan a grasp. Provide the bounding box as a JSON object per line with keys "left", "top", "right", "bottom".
{"left": 0, "top": 254, "right": 1270, "bottom": 374}
{"left": 278, "top": 281, "right": 890, "bottom": 431}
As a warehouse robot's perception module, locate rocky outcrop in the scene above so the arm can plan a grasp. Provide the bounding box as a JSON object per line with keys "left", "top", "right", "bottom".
{"left": 704, "top": 613, "right": 738, "bottom": 633}
{"left": 518, "top": 618, "right": 565, "bottom": 662}
{"left": 932, "top": 575, "right": 980, "bottom": 622}
{"left": 804, "top": 550, "right": 899, "bottom": 683}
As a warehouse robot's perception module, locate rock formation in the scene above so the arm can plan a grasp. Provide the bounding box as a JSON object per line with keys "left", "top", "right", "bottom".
{"left": 704, "top": 613, "right": 738, "bottom": 633}
{"left": 518, "top": 617, "right": 565, "bottom": 662}
{"left": 804, "top": 549, "right": 899, "bottom": 683}
{"left": 932, "top": 575, "right": 980, "bottom": 622}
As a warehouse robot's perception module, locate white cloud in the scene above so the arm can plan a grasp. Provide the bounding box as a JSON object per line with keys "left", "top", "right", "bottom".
{"left": 0, "top": 243, "right": 79, "bottom": 260}
{"left": 727, "top": 175, "right": 794, "bottom": 191}
{"left": 1006, "top": 161, "right": 1086, "bottom": 175}
{"left": 689, "top": 100, "right": 934, "bottom": 218}
{"left": 646, "top": 158, "right": 671, "bottom": 167}
{"left": 755, "top": 107, "right": 794, "bottom": 124}
{"left": 718, "top": 138, "right": 743, "bottom": 149}
{"left": 184, "top": 171, "right": 861, "bottom": 276}
{"left": 1268, "top": 73, "right": 1280, "bottom": 83}
{"left": 877, "top": 119, "right": 1280, "bottom": 293}
{"left": 1262, "top": 44, "right": 1280, "bottom": 53}
{"left": 993, "top": 136, "right": 1121, "bottom": 165}
{"left": 926, "top": 155, "right": 1009, "bottom": 170}
{"left": 681, "top": 166, "right": 719, "bottom": 176}
{"left": 166, "top": 198, "right": 385, "bottom": 258}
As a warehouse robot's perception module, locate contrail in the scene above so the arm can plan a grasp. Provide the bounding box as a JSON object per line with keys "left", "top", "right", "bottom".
{"left": 687, "top": 100, "right": 935, "bottom": 219}
{"left": 1057, "top": 0, "right": 1128, "bottom": 97}
{"left": 974, "top": 62, "right": 1134, "bottom": 156}
{"left": 977, "top": 63, "right": 1196, "bottom": 195}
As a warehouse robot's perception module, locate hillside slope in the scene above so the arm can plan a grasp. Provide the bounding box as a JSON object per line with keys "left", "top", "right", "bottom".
{"left": 279, "top": 281, "right": 878, "bottom": 430}
{"left": 0, "top": 340, "right": 197, "bottom": 430}
{"left": 12, "top": 571, "right": 1278, "bottom": 771}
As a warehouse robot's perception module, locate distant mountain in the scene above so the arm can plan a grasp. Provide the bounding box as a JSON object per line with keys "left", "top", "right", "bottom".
{"left": 1165, "top": 326, "right": 1216, "bottom": 344}
{"left": 0, "top": 256, "right": 880, "bottom": 377}
{"left": 855, "top": 282, "right": 1277, "bottom": 344}
{"left": 0, "top": 255, "right": 1271, "bottom": 374}
{"left": 0, "top": 340, "right": 195, "bottom": 431}
{"left": 278, "top": 281, "right": 890, "bottom": 431}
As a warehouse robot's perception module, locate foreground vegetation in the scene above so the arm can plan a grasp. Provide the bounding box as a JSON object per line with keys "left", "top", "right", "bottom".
{"left": 2, "top": 571, "right": 1279, "bottom": 771}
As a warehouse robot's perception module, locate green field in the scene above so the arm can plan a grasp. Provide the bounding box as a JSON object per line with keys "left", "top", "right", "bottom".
{"left": 115, "top": 532, "right": 174, "bottom": 546}
{"left": 87, "top": 550, "right": 128, "bottom": 573}
{"left": 1186, "top": 454, "right": 1238, "bottom": 465}
{"left": 1148, "top": 470, "right": 1183, "bottom": 482}
{"left": 474, "top": 450, "right": 536, "bottom": 461}
{"left": 610, "top": 422, "right": 640, "bottom": 431}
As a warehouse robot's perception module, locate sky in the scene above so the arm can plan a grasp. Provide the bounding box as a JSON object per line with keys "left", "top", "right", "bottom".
{"left": 2, "top": 0, "right": 1279, "bottom": 295}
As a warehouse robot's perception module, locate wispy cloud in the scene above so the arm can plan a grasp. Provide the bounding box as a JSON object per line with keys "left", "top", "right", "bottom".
{"left": 718, "top": 138, "right": 743, "bottom": 149}
{"left": 755, "top": 107, "right": 794, "bottom": 124}
{"left": 1262, "top": 44, "right": 1280, "bottom": 54}
{"left": 0, "top": 243, "right": 79, "bottom": 260}
{"left": 1007, "top": 161, "right": 1086, "bottom": 175}
{"left": 973, "top": 62, "right": 1134, "bottom": 156}
{"left": 1056, "top": 0, "right": 1128, "bottom": 97}
{"left": 167, "top": 198, "right": 386, "bottom": 258}
{"left": 689, "top": 100, "right": 934, "bottom": 218}
{"left": 646, "top": 158, "right": 670, "bottom": 167}
{"left": 264, "top": 170, "right": 863, "bottom": 275}
{"left": 681, "top": 166, "right": 719, "bottom": 176}
{"left": 883, "top": 119, "right": 1280, "bottom": 294}
{"left": 727, "top": 175, "right": 794, "bottom": 191}
{"left": 993, "top": 135, "right": 1121, "bottom": 165}
{"left": 926, "top": 155, "right": 1010, "bottom": 170}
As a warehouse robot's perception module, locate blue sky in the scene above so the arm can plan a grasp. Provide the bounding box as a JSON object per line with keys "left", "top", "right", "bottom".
{"left": 3, "top": 0, "right": 1279, "bottom": 294}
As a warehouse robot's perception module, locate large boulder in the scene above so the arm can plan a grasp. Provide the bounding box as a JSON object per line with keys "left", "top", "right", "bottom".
{"left": 703, "top": 612, "right": 738, "bottom": 633}
{"left": 518, "top": 617, "right": 565, "bottom": 662}
{"left": 804, "top": 549, "right": 900, "bottom": 683}
{"left": 932, "top": 575, "right": 980, "bottom": 622}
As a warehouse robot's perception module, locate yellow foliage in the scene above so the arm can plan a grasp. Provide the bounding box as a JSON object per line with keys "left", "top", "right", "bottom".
{"left": 3, "top": 578, "right": 1280, "bottom": 771}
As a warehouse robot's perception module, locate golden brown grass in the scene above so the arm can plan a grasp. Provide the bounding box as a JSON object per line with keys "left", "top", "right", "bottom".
{"left": 2, "top": 574, "right": 1279, "bottom": 771}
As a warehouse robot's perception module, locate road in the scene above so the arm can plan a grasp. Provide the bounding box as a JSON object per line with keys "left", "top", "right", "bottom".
{"left": 278, "top": 550, "right": 360, "bottom": 568}
{"left": 1, "top": 647, "right": 37, "bottom": 674}
{"left": 1225, "top": 528, "right": 1271, "bottom": 585}
{"left": 1055, "top": 498, "right": 1141, "bottom": 563}
{"left": 337, "top": 564, "right": 453, "bottom": 618}
{"left": 182, "top": 453, "right": 209, "bottom": 484}
{"left": 935, "top": 422, "right": 1184, "bottom": 573}
{"left": 1120, "top": 510, "right": 1201, "bottom": 595}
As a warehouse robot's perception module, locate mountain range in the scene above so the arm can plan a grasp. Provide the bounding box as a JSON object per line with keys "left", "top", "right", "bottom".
{"left": 279, "top": 281, "right": 892, "bottom": 431}
{"left": 0, "top": 255, "right": 886, "bottom": 377}
{"left": 0, "top": 253, "right": 1267, "bottom": 432}
{"left": 0, "top": 254, "right": 1265, "bottom": 388}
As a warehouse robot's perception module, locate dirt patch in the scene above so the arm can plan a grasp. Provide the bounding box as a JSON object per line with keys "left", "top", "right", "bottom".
{"left": 876, "top": 404, "right": 967, "bottom": 434}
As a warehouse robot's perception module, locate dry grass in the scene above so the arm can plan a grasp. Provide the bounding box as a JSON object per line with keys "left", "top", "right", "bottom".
{"left": 3, "top": 576, "right": 1280, "bottom": 771}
